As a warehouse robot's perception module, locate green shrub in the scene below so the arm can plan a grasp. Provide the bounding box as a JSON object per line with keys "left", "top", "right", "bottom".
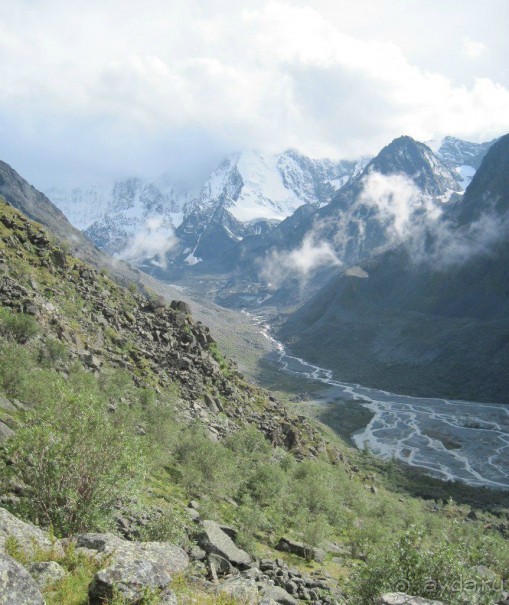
{"left": 0, "top": 308, "right": 39, "bottom": 343}
{"left": 173, "top": 426, "right": 240, "bottom": 500}
{"left": 350, "top": 526, "right": 502, "bottom": 605}
{"left": 136, "top": 506, "right": 188, "bottom": 546}
{"left": 6, "top": 373, "right": 146, "bottom": 535}
{"left": 37, "top": 337, "right": 69, "bottom": 367}
{"left": 0, "top": 341, "right": 35, "bottom": 396}
{"left": 245, "top": 464, "right": 287, "bottom": 507}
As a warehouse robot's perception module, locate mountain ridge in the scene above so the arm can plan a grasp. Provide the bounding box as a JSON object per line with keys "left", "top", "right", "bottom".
{"left": 280, "top": 134, "right": 509, "bottom": 402}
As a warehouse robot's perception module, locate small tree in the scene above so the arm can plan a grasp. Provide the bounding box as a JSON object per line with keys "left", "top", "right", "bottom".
{"left": 6, "top": 374, "right": 146, "bottom": 536}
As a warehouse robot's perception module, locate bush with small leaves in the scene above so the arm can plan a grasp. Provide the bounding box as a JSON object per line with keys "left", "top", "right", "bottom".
{"left": 6, "top": 370, "right": 146, "bottom": 535}
{"left": 0, "top": 308, "right": 39, "bottom": 343}
{"left": 0, "top": 340, "right": 35, "bottom": 396}
{"left": 37, "top": 337, "right": 69, "bottom": 368}
{"left": 350, "top": 525, "right": 502, "bottom": 605}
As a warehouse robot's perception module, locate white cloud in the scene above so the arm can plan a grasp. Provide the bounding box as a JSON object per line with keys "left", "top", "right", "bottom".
{"left": 0, "top": 0, "right": 507, "bottom": 188}
{"left": 119, "top": 217, "right": 177, "bottom": 268}
{"left": 359, "top": 171, "right": 441, "bottom": 241}
{"left": 260, "top": 234, "right": 341, "bottom": 287}
{"left": 462, "top": 37, "right": 487, "bottom": 59}
{"left": 358, "top": 171, "right": 508, "bottom": 267}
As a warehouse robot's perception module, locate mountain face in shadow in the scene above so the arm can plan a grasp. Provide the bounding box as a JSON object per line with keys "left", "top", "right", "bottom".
{"left": 280, "top": 135, "right": 509, "bottom": 403}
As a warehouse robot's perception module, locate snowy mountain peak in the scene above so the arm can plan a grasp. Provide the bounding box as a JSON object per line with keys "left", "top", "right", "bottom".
{"left": 426, "top": 136, "right": 497, "bottom": 190}
{"left": 366, "top": 136, "right": 460, "bottom": 198}
{"left": 171, "top": 149, "right": 370, "bottom": 266}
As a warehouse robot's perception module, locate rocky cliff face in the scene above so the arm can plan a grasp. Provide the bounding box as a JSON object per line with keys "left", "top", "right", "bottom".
{"left": 364, "top": 136, "right": 459, "bottom": 197}
{"left": 430, "top": 136, "right": 497, "bottom": 189}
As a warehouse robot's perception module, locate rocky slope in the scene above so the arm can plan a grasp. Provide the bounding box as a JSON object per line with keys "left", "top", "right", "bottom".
{"left": 0, "top": 505, "right": 454, "bottom": 605}
{"left": 280, "top": 134, "right": 509, "bottom": 402}
{"left": 0, "top": 159, "right": 144, "bottom": 290}
{"left": 431, "top": 136, "right": 497, "bottom": 188}
{"left": 0, "top": 198, "right": 327, "bottom": 454}
{"left": 1, "top": 178, "right": 507, "bottom": 605}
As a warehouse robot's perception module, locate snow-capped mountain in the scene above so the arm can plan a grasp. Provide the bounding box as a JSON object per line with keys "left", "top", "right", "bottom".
{"left": 47, "top": 177, "right": 192, "bottom": 258}
{"left": 227, "top": 136, "right": 464, "bottom": 291}
{"left": 47, "top": 150, "right": 368, "bottom": 266}
{"left": 173, "top": 150, "right": 368, "bottom": 265}
{"left": 45, "top": 185, "right": 112, "bottom": 230}
{"left": 184, "top": 150, "right": 367, "bottom": 223}
{"left": 84, "top": 178, "right": 189, "bottom": 257}
{"left": 427, "top": 136, "right": 496, "bottom": 189}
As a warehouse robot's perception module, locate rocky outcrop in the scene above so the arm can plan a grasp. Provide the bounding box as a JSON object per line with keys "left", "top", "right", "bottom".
{"left": 276, "top": 536, "right": 325, "bottom": 563}
{"left": 259, "top": 584, "right": 298, "bottom": 605}
{"left": 0, "top": 420, "right": 14, "bottom": 443}
{"left": 27, "top": 561, "right": 67, "bottom": 590}
{"left": 88, "top": 559, "right": 177, "bottom": 604}
{"left": 252, "top": 559, "right": 340, "bottom": 604}
{"left": 75, "top": 533, "right": 189, "bottom": 575}
{"left": 0, "top": 507, "right": 63, "bottom": 559}
{"left": 197, "top": 520, "right": 251, "bottom": 568}
{"left": 0, "top": 552, "right": 45, "bottom": 604}
{"left": 217, "top": 577, "right": 259, "bottom": 604}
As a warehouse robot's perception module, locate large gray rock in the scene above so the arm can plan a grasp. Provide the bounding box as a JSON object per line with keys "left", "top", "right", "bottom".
{"left": 0, "top": 507, "right": 63, "bottom": 559}
{"left": 259, "top": 584, "right": 298, "bottom": 605}
{"left": 275, "top": 536, "right": 325, "bottom": 563}
{"left": 0, "top": 421, "right": 15, "bottom": 443}
{"left": 197, "top": 520, "right": 251, "bottom": 568}
{"left": 28, "top": 560, "right": 67, "bottom": 590}
{"left": 0, "top": 552, "right": 45, "bottom": 604}
{"left": 89, "top": 559, "right": 174, "bottom": 604}
{"left": 76, "top": 533, "right": 189, "bottom": 575}
{"left": 208, "top": 553, "right": 235, "bottom": 579}
{"left": 378, "top": 594, "right": 444, "bottom": 605}
{"left": 217, "top": 577, "right": 259, "bottom": 604}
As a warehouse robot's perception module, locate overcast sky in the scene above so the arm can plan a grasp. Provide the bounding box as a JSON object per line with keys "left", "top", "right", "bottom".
{"left": 1, "top": 0, "right": 508, "bottom": 189}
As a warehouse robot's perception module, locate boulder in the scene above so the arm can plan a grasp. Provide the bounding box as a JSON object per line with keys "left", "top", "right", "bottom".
{"left": 189, "top": 544, "right": 207, "bottom": 561}
{"left": 259, "top": 584, "right": 298, "bottom": 605}
{"left": 197, "top": 520, "right": 251, "bottom": 568}
{"left": 0, "top": 552, "right": 45, "bottom": 604}
{"left": 88, "top": 559, "right": 174, "bottom": 604}
{"left": 275, "top": 536, "right": 325, "bottom": 563}
{"left": 160, "top": 591, "right": 178, "bottom": 604}
{"left": 208, "top": 553, "right": 235, "bottom": 579}
{"left": 0, "top": 396, "right": 17, "bottom": 413}
{"left": 0, "top": 506, "right": 64, "bottom": 559}
{"left": 186, "top": 507, "right": 200, "bottom": 522}
{"left": 171, "top": 300, "right": 191, "bottom": 315}
{"left": 0, "top": 421, "right": 15, "bottom": 443}
{"left": 218, "top": 524, "right": 238, "bottom": 541}
{"left": 378, "top": 594, "right": 445, "bottom": 605}
{"left": 217, "top": 577, "right": 259, "bottom": 604}
{"left": 28, "top": 560, "right": 67, "bottom": 589}
{"left": 76, "top": 533, "right": 189, "bottom": 575}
